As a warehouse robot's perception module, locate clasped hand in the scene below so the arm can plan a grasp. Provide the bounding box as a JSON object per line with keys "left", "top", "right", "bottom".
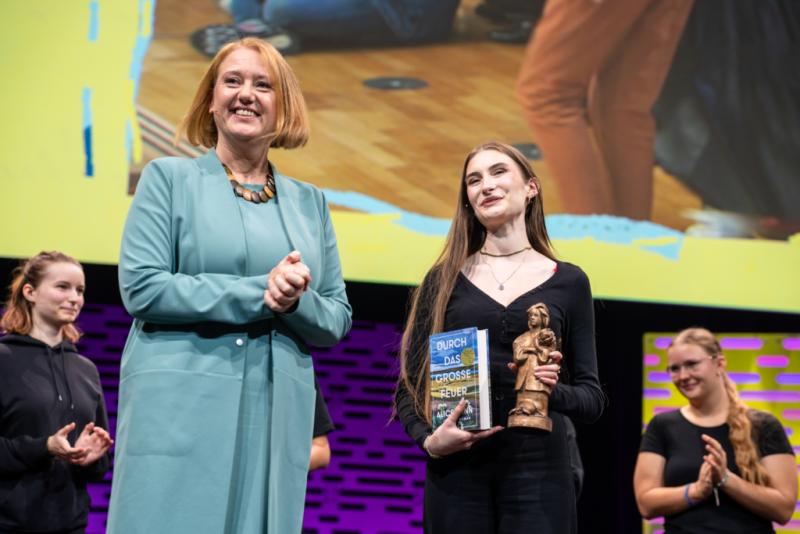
{"left": 47, "top": 422, "right": 113, "bottom": 466}
{"left": 264, "top": 250, "right": 312, "bottom": 312}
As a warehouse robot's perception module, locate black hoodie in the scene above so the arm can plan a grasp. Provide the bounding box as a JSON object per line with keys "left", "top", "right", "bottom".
{"left": 0, "top": 334, "right": 110, "bottom": 533}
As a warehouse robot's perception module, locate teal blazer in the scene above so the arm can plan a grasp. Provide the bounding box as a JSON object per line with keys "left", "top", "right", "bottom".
{"left": 107, "top": 150, "right": 352, "bottom": 533}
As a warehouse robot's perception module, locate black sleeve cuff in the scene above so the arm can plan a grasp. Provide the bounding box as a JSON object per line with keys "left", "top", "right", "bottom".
{"left": 21, "top": 436, "right": 51, "bottom": 467}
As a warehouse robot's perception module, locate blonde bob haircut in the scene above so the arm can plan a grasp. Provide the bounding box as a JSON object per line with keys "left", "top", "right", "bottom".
{"left": 178, "top": 37, "right": 309, "bottom": 149}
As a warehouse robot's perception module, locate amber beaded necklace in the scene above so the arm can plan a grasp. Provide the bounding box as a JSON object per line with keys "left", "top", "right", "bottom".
{"left": 222, "top": 162, "right": 276, "bottom": 204}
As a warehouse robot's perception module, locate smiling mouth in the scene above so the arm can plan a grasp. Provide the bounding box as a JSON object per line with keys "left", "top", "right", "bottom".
{"left": 232, "top": 108, "right": 259, "bottom": 118}
{"left": 481, "top": 197, "right": 501, "bottom": 207}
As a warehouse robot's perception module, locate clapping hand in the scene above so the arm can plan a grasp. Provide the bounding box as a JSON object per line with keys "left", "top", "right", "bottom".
{"left": 687, "top": 460, "right": 715, "bottom": 502}
{"left": 71, "top": 422, "right": 114, "bottom": 466}
{"left": 47, "top": 422, "right": 87, "bottom": 463}
{"left": 265, "top": 250, "right": 312, "bottom": 312}
{"left": 424, "top": 399, "right": 502, "bottom": 457}
{"left": 702, "top": 434, "right": 729, "bottom": 485}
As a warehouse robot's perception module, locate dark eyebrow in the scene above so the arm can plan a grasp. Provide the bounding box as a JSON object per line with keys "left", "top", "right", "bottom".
{"left": 466, "top": 161, "right": 508, "bottom": 181}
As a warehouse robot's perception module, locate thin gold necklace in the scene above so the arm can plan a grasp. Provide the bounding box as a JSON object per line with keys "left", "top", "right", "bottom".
{"left": 484, "top": 251, "right": 528, "bottom": 291}
{"left": 222, "top": 163, "right": 275, "bottom": 204}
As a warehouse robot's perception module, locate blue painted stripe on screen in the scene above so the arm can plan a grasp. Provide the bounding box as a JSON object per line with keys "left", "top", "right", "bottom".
{"left": 130, "top": 0, "right": 155, "bottom": 99}
{"left": 322, "top": 189, "right": 687, "bottom": 258}
{"left": 546, "top": 214, "right": 685, "bottom": 260}
{"left": 82, "top": 87, "right": 93, "bottom": 177}
{"left": 322, "top": 189, "right": 451, "bottom": 236}
{"left": 88, "top": 0, "right": 100, "bottom": 41}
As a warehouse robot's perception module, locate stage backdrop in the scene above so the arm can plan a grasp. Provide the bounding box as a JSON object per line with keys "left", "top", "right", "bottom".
{"left": 642, "top": 333, "right": 800, "bottom": 534}
{"left": 1, "top": 1, "right": 798, "bottom": 313}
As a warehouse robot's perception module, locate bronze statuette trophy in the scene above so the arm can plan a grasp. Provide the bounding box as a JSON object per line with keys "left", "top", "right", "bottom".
{"left": 508, "top": 303, "right": 559, "bottom": 431}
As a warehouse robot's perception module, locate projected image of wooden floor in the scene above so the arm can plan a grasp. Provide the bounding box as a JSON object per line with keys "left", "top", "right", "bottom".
{"left": 137, "top": 0, "right": 701, "bottom": 231}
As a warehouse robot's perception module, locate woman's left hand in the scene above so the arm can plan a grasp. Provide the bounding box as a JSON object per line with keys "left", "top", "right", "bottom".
{"left": 702, "top": 433, "right": 729, "bottom": 484}
{"left": 71, "top": 422, "right": 113, "bottom": 466}
{"left": 534, "top": 350, "right": 563, "bottom": 387}
{"left": 265, "top": 251, "right": 312, "bottom": 312}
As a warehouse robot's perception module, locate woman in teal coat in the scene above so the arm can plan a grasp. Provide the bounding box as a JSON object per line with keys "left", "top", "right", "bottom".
{"left": 107, "top": 38, "right": 352, "bottom": 533}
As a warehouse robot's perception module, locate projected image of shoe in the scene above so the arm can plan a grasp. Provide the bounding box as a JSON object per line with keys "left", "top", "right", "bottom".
{"left": 684, "top": 208, "right": 800, "bottom": 240}
{"left": 189, "top": 20, "right": 300, "bottom": 58}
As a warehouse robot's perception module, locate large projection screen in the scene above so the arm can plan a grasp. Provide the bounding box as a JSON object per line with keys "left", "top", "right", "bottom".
{"left": 2, "top": 2, "right": 798, "bottom": 312}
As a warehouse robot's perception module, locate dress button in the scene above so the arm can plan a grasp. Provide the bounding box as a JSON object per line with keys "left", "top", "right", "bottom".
{"left": 235, "top": 338, "right": 244, "bottom": 346}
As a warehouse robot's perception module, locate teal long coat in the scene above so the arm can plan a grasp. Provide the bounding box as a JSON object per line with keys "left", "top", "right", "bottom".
{"left": 107, "top": 150, "right": 352, "bottom": 533}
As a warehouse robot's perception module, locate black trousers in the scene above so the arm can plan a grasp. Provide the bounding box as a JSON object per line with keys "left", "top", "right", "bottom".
{"left": 423, "top": 413, "right": 577, "bottom": 534}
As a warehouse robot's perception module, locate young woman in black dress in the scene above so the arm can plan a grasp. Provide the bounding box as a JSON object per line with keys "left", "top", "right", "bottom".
{"left": 395, "top": 142, "right": 605, "bottom": 533}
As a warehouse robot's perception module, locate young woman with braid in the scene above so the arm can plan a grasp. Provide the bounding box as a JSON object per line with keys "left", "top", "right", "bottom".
{"left": 394, "top": 141, "right": 604, "bottom": 533}
{"left": 634, "top": 328, "right": 797, "bottom": 533}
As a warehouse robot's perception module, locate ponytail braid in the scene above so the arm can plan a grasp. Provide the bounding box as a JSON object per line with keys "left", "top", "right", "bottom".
{"left": 721, "top": 372, "right": 769, "bottom": 485}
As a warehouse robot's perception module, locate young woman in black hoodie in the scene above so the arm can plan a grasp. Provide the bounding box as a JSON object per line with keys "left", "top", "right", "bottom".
{"left": 0, "top": 251, "right": 113, "bottom": 533}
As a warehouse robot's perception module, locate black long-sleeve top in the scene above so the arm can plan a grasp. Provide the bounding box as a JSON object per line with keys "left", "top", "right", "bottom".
{"left": 395, "top": 261, "right": 605, "bottom": 450}
{"left": 0, "top": 334, "right": 111, "bottom": 533}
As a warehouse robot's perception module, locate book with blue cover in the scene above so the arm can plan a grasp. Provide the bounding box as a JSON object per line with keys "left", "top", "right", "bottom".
{"left": 429, "top": 327, "right": 491, "bottom": 431}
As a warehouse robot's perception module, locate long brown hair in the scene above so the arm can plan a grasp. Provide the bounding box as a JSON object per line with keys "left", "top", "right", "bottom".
{"left": 178, "top": 37, "right": 309, "bottom": 149}
{"left": 1, "top": 251, "right": 83, "bottom": 343}
{"left": 398, "top": 142, "right": 556, "bottom": 423}
{"left": 671, "top": 328, "right": 769, "bottom": 485}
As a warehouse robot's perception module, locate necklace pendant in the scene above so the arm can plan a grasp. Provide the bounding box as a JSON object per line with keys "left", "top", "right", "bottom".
{"left": 498, "top": 284, "right": 504, "bottom": 290}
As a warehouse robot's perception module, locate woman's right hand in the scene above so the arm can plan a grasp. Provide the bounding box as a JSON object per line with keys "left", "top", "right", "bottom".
{"left": 265, "top": 251, "right": 312, "bottom": 312}
{"left": 424, "top": 399, "right": 502, "bottom": 457}
{"left": 46, "top": 422, "right": 88, "bottom": 462}
{"left": 688, "top": 460, "right": 714, "bottom": 502}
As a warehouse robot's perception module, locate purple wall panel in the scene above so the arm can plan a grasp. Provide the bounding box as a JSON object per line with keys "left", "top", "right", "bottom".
{"left": 72, "top": 304, "right": 424, "bottom": 533}
{"left": 305, "top": 321, "right": 425, "bottom": 533}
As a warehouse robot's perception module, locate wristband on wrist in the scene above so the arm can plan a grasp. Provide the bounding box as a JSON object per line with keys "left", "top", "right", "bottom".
{"left": 716, "top": 471, "right": 729, "bottom": 488}
{"left": 683, "top": 483, "right": 698, "bottom": 507}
